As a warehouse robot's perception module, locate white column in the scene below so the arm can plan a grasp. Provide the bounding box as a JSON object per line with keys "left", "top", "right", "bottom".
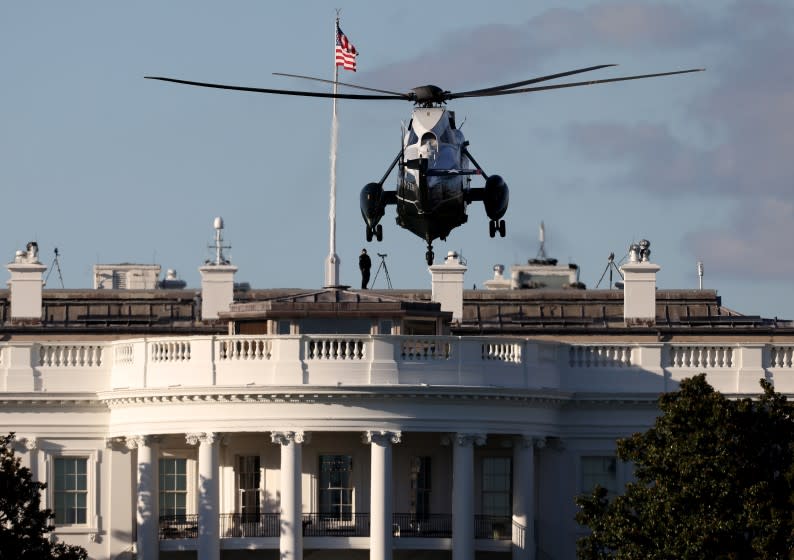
{"left": 272, "top": 431, "right": 305, "bottom": 560}
{"left": 452, "top": 433, "right": 485, "bottom": 560}
{"left": 513, "top": 437, "right": 538, "bottom": 560}
{"left": 365, "top": 430, "right": 401, "bottom": 560}
{"left": 128, "top": 435, "right": 158, "bottom": 560}
{"left": 22, "top": 437, "right": 39, "bottom": 480}
{"left": 187, "top": 432, "right": 220, "bottom": 560}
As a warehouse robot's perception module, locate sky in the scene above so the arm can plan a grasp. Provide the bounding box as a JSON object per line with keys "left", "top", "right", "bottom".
{"left": 1, "top": 1, "right": 792, "bottom": 319}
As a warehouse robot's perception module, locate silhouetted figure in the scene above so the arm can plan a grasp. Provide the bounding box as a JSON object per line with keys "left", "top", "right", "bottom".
{"left": 359, "top": 248, "right": 372, "bottom": 289}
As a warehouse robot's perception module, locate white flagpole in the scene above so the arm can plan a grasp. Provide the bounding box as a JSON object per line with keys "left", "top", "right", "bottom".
{"left": 325, "top": 16, "right": 341, "bottom": 287}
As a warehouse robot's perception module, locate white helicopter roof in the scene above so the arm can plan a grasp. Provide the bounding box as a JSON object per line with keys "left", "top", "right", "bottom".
{"left": 412, "top": 107, "right": 446, "bottom": 132}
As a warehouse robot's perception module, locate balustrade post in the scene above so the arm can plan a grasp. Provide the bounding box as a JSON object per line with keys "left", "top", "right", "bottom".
{"left": 273, "top": 337, "right": 304, "bottom": 384}
{"left": 737, "top": 343, "right": 766, "bottom": 392}
{"left": 5, "top": 343, "right": 37, "bottom": 391}
{"left": 369, "top": 337, "right": 398, "bottom": 384}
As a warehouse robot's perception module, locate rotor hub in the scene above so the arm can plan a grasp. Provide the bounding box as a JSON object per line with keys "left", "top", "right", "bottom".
{"left": 410, "top": 85, "right": 450, "bottom": 106}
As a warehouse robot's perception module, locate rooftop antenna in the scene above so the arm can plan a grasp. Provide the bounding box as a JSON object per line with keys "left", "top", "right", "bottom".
{"left": 372, "top": 253, "right": 393, "bottom": 289}
{"left": 697, "top": 260, "right": 704, "bottom": 289}
{"left": 44, "top": 247, "right": 65, "bottom": 288}
{"left": 537, "top": 221, "right": 547, "bottom": 259}
{"left": 595, "top": 252, "right": 624, "bottom": 289}
{"left": 209, "top": 217, "right": 231, "bottom": 265}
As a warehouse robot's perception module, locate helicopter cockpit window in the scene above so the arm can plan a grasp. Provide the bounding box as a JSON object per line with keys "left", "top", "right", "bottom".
{"left": 406, "top": 129, "right": 418, "bottom": 146}
{"left": 419, "top": 133, "right": 438, "bottom": 160}
{"left": 439, "top": 127, "right": 456, "bottom": 145}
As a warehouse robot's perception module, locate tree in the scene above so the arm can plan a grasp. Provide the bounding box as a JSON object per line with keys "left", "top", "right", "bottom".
{"left": 576, "top": 375, "right": 794, "bottom": 559}
{"left": 0, "top": 433, "right": 87, "bottom": 560}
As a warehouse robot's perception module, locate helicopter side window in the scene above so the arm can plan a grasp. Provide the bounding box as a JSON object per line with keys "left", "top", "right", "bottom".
{"left": 406, "top": 129, "right": 418, "bottom": 146}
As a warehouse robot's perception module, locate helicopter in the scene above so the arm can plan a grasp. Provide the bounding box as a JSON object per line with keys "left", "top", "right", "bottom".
{"left": 146, "top": 64, "right": 702, "bottom": 265}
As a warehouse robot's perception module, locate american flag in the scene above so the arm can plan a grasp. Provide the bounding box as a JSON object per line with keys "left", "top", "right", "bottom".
{"left": 335, "top": 21, "right": 358, "bottom": 72}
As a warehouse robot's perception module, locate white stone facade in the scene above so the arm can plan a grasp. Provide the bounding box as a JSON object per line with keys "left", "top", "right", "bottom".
{"left": 2, "top": 334, "right": 793, "bottom": 560}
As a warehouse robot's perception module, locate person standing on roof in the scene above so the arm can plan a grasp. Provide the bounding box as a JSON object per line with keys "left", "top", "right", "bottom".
{"left": 359, "top": 248, "right": 372, "bottom": 289}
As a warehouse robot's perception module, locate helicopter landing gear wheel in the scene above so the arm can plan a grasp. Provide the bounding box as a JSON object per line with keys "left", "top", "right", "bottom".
{"left": 366, "top": 226, "right": 373, "bottom": 242}
{"left": 375, "top": 224, "right": 383, "bottom": 242}
{"left": 498, "top": 219, "right": 506, "bottom": 237}
{"left": 489, "top": 220, "right": 497, "bottom": 238}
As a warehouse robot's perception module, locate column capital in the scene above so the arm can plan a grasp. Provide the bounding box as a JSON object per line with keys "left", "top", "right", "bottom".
{"left": 271, "top": 430, "right": 307, "bottom": 446}
{"left": 186, "top": 432, "right": 221, "bottom": 446}
{"left": 11, "top": 435, "right": 36, "bottom": 454}
{"left": 105, "top": 437, "right": 130, "bottom": 453}
{"left": 125, "top": 435, "right": 157, "bottom": 450}
{"left": 363, "top": 430, "right": 402, "bottom": 446}
{"left": 515, "top": 435, "right": 545, "bottom": 449}
{"left": 442, "top": 432, "right": 486, "bottom": 447}
{"left": 23, "top": 436, "right": 38, "bottom": 451}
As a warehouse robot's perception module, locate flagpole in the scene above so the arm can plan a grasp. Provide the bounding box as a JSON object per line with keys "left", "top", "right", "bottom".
{"left": 325, "top": 16, "right": 341, "bottom": 287}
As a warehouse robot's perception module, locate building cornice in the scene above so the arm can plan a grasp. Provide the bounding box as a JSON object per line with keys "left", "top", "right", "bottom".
{"left": 97, "top": 385, "right": 570, "bottom": 408}
{"left": 0, "top": 394, "right": 107, "bottom": 409}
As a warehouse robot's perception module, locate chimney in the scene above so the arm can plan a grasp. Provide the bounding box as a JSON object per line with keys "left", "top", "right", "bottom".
{"left": 7, "top": 242, "right": 47, "bottom": 322}
{"left": 620, "top": 239, "right": 660, "bottom": 326}
{"left": 429, "top": 251, "right": 467, "bottom": 322}
{"left": 199, "top": 264, "right": 237, "bottom": 320}
{"left": 199, "top": 216, "right": 237, "bottom": 321}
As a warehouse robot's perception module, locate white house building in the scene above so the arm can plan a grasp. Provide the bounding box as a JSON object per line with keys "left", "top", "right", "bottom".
{"left": 2, "top": 238, "right": 792, "bottom": 560}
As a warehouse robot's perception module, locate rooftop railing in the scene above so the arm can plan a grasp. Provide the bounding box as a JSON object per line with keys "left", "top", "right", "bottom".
{"left": 2, "top": 336, "right": 792, "bottom": 395}
{"left": 160, "top": 513, "right": 516, "bottom": 540}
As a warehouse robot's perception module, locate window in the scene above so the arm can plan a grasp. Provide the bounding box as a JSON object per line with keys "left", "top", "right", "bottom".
{"left": 319, "top": 455, "right": 353, "bottom": 520}
{"left": 159, "top": 458, "right": 188, "bottom": 517}
{"left": 54, "top": 457, "right": 88, "bottom": 524}
{"left": 481, "top": 457, "right": 511, "bottom": 516}
{"left": 238, "top": 455, "right": 261, "bottom": 517}
{"left": 581, "top": 456, "right": 618, "bottom": 494}
{"left": 410, "top": 456, "right": 431, "bottom": 520}
{"left": 112, "top": 271, "right": 127, "bottom": 289}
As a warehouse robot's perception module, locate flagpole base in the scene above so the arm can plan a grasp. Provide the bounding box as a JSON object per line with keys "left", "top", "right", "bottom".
{"left": 324, "top": 253, "right": 341, "bottom": 288}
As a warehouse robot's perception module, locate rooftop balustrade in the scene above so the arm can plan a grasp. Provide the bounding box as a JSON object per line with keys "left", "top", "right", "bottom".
{"left": 159, "top": 513, "right": 514, "bottom": 541}
{"left": 1, "top": 336, "right": 791, "bottom": 395}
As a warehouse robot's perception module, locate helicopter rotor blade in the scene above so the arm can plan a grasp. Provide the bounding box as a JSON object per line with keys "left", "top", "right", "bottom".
{"left": 453, "top": 68, "right": 705, "bottom": 99}
{"left": 273, "top": 72, "right": 405, "bottom": 96}
{"left": 145, "top": 76, "right": 408, "bottom": 100}
{"left": 448, "top": 64, "right": 618, "bottom": 99}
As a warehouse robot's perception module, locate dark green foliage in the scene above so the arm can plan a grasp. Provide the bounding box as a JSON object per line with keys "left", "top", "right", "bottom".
{"left": 0, "top": 433, "right": 87, "bottom": 560}
{"left": 576, "top": 375, "right": 794, "bottom": 559}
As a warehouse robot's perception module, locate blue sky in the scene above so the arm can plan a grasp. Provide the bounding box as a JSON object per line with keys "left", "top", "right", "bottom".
{"left": 2, "top": 1, "right": 792, "bottom": 319}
